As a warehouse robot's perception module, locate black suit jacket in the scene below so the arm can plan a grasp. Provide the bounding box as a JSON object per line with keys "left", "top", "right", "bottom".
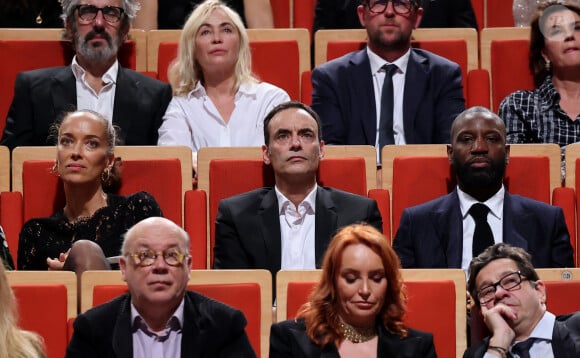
{"left": 66, "top": 291, "right": 256, "bottom": 358}
{"left": 393, "top": 190, "right": 574, "bottom": 268}
{"left": 1, "top": 65, "right": 172, "bottom": 149}
{"left": 311, "top": 48, "right": 464, "bottom": 147}
{"left": 213, "top": 186, "right": 382, "bottom": 288}
{"left": 313, "top": 0, "right": 477, "bottom": 33}
{"left": 463, "top": 313, "right": 580, "bottom": 357}
{"left": 270, "top": 318, "right": 436, "bottom": 358}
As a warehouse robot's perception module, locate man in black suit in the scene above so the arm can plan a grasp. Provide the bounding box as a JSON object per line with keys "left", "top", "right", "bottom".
{"left": 393, "top": 107, "right": 573, "bottom": 269}
{"left": 465, "top": 243, "right": 580, "bottom": 357}
{"left": 213, "top": 101, "right": 382, "bottom": 288}
{"left": 314, "top": 0, "right": 478, "bottom": 33}
{"left": 1, "top": 0, "right": 172, "bottom": 149}
{"left": 66, "top": 217, "right": 256, "bottom": 358}
{"left": 311, "top": 0, "right": 465, "bottom": 162}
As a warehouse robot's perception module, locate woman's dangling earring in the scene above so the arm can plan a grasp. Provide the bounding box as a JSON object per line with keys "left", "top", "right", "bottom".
{"left": 101, "top": 167, "right": 111, "bottom": 183}
{"left": 545, "top": 59, "right": 551, "bottom": 72}
{"left": 50, "top": 161, "right": 60, "bottom": 177}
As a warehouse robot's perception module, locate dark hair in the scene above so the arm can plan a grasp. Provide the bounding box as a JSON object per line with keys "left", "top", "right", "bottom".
{"left": 467, "top": 243, "right": 540, "bottom": 306}
{"left": 262, "top": 101, "right": 322, "bottom": 146}
{"left": 529, "top": 1, "right": 580, "bottom": 86}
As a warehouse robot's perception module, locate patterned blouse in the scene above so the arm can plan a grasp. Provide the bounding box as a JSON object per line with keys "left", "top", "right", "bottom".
{"left": 17, "top": 192, "right": 162, "bottom": 270}
{"left": 499, "top": 76, "right": 580, "bottom": 147}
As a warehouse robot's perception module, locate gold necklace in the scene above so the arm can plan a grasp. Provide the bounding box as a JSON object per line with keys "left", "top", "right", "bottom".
{"left": 340, "top": 321, "right": 377, "bottom": 343}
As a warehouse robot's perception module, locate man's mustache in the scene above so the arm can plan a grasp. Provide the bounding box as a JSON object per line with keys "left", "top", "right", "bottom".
{"left": 84, "top": 30, "right": 113, "bottom": 45}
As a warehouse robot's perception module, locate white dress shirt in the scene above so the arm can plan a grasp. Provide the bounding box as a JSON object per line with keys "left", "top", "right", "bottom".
{"left": 458, "top": 185, "right": 505, "bottom": 271}
{"left": 71, "top": 56, "right": 117, "bottom": 122}
{"left": 157, "top": 81, "right": 289, "bottom": 154}
{"left": 367, "top": 47, "right": 410, "bottom": 161}
{"left": 276, "top": 185, "right": 317, "bottom": 270}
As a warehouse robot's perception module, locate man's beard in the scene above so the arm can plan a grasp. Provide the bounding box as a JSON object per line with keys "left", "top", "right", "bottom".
{"left": 74, "top": 28, "right": 120, "bottom": 64}
{"left": 452, "top": 155, "right": 507, "bottom": 192}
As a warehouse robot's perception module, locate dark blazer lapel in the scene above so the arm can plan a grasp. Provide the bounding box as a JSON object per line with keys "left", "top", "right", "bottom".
{"left": 403, "top": 50, "right": 429, "bottom": 143}
{"left": 51, "top": 67, "right": 77, "bottom": 115}
{"left": 112, "top": 67, "right": 138, "bottom": 141}
{"left": 552, "top": 318, "right": 575, "bottom": 358}
{"left": 430, "top": 191, "right": 463, "bottom": 268}
{"left": 181, "top": 292, "right": 202, "bottom": 358}
{"left": 112, "top": 295, "right": 134, "bottom": 358}
{"left": 259, "top": 189, "right": 283, "bottom": 273}
{"left": 291, "top": 328, "right": 340, "bottom": 358}
{"left": 314, "top": 187, "right": 337, "bottom": 267}
{"left": 348, "top": 50, "right": 377, "bottom": 144}
{"left": 502, "top": 193, "right": 531, "bottom": 250}
{"left": 378, "top": 328, "right": 426, "bottom": 357}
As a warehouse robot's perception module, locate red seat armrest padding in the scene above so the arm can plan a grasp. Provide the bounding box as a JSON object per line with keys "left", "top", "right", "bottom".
{"left": 1, "top": 192, "right": 23, "bottom": 266}
{"left": 467, "top": 69, "right": 490, "bottom": 108}
{"left": 368, "top": 189, "right": 391, "bottom": 242}
{"left": 184, "top": 190, "right": 208, "bottom": 269}
{"left": 68, "top": 317, "right": 75, "bottom": 343}
{"left": 553, "top": 187, "right": 577, "bottom": 266}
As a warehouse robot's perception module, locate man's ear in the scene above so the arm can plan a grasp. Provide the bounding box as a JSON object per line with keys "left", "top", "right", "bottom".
{"left": 120, "top": 256, "right": 127, "bottom": 282}
{"left": 446, "top": 144, "right": 453, "bottom": 164}
{"left": 262, "top": 144, "right": 271, "bottom": 165}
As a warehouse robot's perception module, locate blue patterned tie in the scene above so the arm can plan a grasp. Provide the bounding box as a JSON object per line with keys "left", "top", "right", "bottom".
{"left": 510, "top": 338, "right": 535, "bottom": 358}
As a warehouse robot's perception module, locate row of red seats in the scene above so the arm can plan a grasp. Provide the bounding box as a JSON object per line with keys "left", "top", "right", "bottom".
{"left": 2, "top": 143, "right": 579, "bottom": 270}
{"left": 7, "top": 267, "right": 580, "bottom": 358}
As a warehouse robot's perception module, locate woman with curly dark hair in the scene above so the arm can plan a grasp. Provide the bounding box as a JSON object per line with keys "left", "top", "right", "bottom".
{"left": 269, "top": 223, "right": 436, "bottom": 357}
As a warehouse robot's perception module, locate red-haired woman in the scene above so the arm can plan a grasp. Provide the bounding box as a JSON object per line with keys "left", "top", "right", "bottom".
{"left": 269, "top": 223, "right": 436, "bottom": 357}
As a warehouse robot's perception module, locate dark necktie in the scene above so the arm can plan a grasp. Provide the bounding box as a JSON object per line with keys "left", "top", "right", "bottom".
{"left": 510, "top": 338, "right": 536, "bottom": 358}
{"left": 469, "top": 203, "right": 495, "bottom": 257}
{"left": 378, "top": 64, "right": 398, "bottom": 159}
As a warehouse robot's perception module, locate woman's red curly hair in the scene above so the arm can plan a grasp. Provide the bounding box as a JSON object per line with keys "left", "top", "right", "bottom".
{"left": 296, "top": 223, "right": 408, "bottom": 348}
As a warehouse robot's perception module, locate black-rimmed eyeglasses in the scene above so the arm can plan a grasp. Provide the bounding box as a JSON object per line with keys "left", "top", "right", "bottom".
{"left": 366, "top": 0, "right": 418, "bottom": 16}
{"left": 75, "top": 4, "right": 125, "bottom": 24}
{"left": 126, "top": 248, "right": 188, "bottom": 267}
{"left": 476, "top": 271, "right": 527, "bottom": 305}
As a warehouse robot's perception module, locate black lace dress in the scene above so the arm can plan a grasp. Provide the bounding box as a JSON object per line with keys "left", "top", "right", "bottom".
{"left": 17, "top": 192, "right": 162, "bottom": 270}
{"left": 1, "top": 226, "right": 14, "bottom": 270}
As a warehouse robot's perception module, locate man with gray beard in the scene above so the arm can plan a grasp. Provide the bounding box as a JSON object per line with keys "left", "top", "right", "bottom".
{"left": 1, "top": 0, "right": 172, "bottom": 149}
{"left": 393, "top": 106, "right": 573, "bottom": 270}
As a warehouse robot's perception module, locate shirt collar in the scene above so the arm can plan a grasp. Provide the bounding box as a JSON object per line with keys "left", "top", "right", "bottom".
{"left": 512, "top": 311, "right": 555, "bottom": 346}
{"left": 275, "top": 184, "right": 318, "bottom": 214}
{"left": 457, "top": 185, "right": 505, "bottom": 220}
{"left": 538, "top": 75, "right": 559, "bottom": 108}
{"left": 71, "top": 56, "right": 119, "bottom": 84}
{"left": 366, "top": 46, "right": 411, "bottom": 76}
{"left": 130, "top": 298, "right": 185, "bottom": 335}
{"left": 188, "top": 80, "right": 259, "bottom": 99}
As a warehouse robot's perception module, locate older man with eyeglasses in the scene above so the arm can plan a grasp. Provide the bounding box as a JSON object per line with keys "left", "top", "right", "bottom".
{"left": 464, "top": 243, "right": 580, "bottom": 358}
{"left": 1, "top": 0, "right": 172, "bottom": 150}
{"left": 66, "top": 217, "right": 256, "bottom": 358}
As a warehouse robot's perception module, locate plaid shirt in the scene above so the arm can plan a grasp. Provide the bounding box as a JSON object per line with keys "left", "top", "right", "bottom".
{"left": 499, "top": 76, "right": 580, "bottom": 147}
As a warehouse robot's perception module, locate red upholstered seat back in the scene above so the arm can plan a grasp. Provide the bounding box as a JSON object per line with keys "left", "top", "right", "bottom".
{"left": 486, "top": 0, "right": 515, "bottom": 27}
{"left": 22, "top": 158, "right": 183, "bottom": 225}
{"left": 157, "top": 40, "right": 300, "bottom": 100}
{"left": 271, "top": 0, "right": 291, "bottom": 28}
{"left": 12, "top": 284, "right": 69, "bottom": 358}
{"left": 208, "top": 157, "right": 367, "bottom": 266}
{"left": 544, "top": 281, "right": 580, "bottom": 315}
{"left": 92, "top": 283, "right": 263, "bottom": 356}
{"left": 392, "top": 156, "right": 551, "bottom": 234}
{"left": 0, "top": 39, "right": 135, "bottom": 134}
{"left": 284, "top": 280, "right": 457, "bottom": 358}
{"left": 491, "top": 39, "right": 534, "bottom": 111}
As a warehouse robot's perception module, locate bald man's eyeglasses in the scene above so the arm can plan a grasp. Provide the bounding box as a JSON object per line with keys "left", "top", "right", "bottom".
{"left": 126, "top": 248, "right": 188, "bottom": 267}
